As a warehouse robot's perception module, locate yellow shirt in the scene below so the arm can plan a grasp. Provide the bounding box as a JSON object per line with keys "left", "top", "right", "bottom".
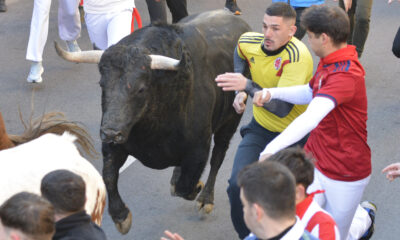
{"left": 237, "top": 32, "right": 313, "bottom": 132}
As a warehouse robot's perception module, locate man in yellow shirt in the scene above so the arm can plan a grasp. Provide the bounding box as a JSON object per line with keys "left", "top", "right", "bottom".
{"left": 215, "top": 2, "right": 313, "bottom": 239}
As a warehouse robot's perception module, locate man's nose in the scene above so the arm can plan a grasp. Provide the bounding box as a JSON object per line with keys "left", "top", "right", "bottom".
{"left": 264, "top": 28, "right": 272, "bottom": 38}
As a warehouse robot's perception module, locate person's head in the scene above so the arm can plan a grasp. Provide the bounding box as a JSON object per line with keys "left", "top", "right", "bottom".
{"left": 0, "top": 192, "right": 55, "bottom": 240}
{"left": 268, "top": 147, "right": 314, "bottom": 204}
{"left": 301, "top": 5, "right": 350, "bottom": 57}
{"left": 262, "top": 2, "right": 297, "bottom": 51}
{"left": 237, "top": 161, "right": 296, "bottom": 238}
{"left": 41, "top": 170, "right": 86, "bottom": 217}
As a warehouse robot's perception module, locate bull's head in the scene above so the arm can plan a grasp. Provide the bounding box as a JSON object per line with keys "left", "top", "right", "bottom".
{"left": 54, "top": 42, "right": 183, "bottom": 144}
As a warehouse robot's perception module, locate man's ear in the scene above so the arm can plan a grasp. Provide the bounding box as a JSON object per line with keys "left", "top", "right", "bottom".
{"left": 295, "top": 184, "right": 306, "bottom": 203}
{"left": 10, "top": 231, "right": 22, "bottom": 240}
{"left": 321, "top": 33, "right": 330, "bottom": 45}
{"left": 254, "top": 203, "right": 265, "bottom": 221}
{"left": 289, "top": 25, "right": 297, "bottom": 37}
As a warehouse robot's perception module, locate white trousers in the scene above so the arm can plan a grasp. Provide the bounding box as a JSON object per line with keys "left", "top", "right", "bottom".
{"left": 26, "top": 0, "right": 81, "bottom": 62}
{"left": 307, "top": 168, "right": 371, "bottom": 240}
{"left": 85, "top": 9, "right": 133, "bottom": 50}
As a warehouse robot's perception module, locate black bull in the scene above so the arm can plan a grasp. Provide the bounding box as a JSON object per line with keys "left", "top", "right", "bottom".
{"left": 56, "top": 10, "right": 251, "bottom": 234}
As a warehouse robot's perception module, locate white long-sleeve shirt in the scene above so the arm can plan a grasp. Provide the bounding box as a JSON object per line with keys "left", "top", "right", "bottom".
{"left": 260, "top": 85, "right": 335, "bottom": 156}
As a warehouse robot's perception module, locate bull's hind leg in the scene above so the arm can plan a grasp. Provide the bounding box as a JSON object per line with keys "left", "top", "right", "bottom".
{"left": 170, "top": 166, "right": 204, "bottom": 197}
{"left": 170, "top": 167, "right": 181, "bottom": 196}
{"left": 173, "top": 144, "right": 210, "bottom": 201}
{"left": 197, "top": 116, "right": 241, "bottom": 213}
{"left": 102, "top": 143, "right": 132, "bottom": 234}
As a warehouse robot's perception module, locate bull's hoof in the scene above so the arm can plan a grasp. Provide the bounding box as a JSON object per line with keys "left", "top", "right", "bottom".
{"left": 203, "top": 203, "right": 214, "bottom": 213}
{"left": 186, "top": 180, "right": 204, "bottom": 200}
{"left": 170, "top": 184, "right": 177, "bottom": 196}
{"left": 197, "top": 202, "right": 214, "bottom": 214}
{"left": 172, "top": 181, "right": 204, "bottom": 200}
{"left": 196, "top": 181, "right": 204, "bottom": 194}
{"left": 115, "top": 211, "right": 132, "bottom": 235}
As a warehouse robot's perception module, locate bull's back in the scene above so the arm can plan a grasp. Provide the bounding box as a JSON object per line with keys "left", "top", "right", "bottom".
{"left": 179, "top": 10, "right": 251, "bottom": 44}
{"left": 179, "top": 11, "right": 251, "bottom": 64}
{"left": 178, "top": 11, "right": 251, "bottom": 131}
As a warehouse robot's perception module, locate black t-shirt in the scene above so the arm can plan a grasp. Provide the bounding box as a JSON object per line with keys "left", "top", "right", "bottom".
{"left": 53, "top": 211, "right": 107, "bottom": 240}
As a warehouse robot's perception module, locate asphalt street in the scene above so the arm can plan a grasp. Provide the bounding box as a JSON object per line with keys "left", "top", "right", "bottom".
{"left": 0, "top": 0, "right": 399, "bottom": 239}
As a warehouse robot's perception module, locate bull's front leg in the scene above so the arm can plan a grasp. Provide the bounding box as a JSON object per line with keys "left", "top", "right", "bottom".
{"left": 102, "top": 142, "right": 131, "bottom": 234}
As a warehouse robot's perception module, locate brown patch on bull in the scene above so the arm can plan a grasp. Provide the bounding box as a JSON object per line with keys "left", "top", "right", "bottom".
{"left": 91, "top": 189, "right": 106, "bottom": 226}
{"left": 0, "top": 112, "right": 15, "bottom": 150}
{"left": 127, "top": 82, "right": 131, "bottom": 89}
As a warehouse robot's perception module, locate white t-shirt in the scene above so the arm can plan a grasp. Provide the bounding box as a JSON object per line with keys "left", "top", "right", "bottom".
{"left": 84, "top": 0, "right": 135, "bottom": 14}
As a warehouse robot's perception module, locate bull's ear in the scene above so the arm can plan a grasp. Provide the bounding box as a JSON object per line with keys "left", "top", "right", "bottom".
{"left": 178, "top": 50, "right": 189, "bottom": 69}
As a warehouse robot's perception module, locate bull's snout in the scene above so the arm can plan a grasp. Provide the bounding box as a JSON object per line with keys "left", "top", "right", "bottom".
{"left": 100, "top": 128, "right": 126, "bottom": 144}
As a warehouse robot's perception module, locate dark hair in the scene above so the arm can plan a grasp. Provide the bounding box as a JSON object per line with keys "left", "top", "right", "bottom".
{"left": 237, "top": 161, "right": 296, "bottom": 220}
{"left": 265, "top": 2, "right": 296, "bottom": 21}
{"left": 0, "top": 192, "right": 55, "bottom": 240}
{"left": 301, "top": 5, "right": 350, "bottom": 45}
{"left": 268, "top": 147, "right": 314, "bottom": 189}
{"left": 41, "top": 170, "right": 86, "bottom": 214}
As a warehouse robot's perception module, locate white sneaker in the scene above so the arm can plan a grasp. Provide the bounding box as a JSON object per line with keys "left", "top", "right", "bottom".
{"left": 27, "top": 62, "right": 44, "bottom": 83}
{"left": 66, "top": 40, "right": 81, "bottom": 52}
{"left": 360, "top": 201, "right": 377, "bottom": 240}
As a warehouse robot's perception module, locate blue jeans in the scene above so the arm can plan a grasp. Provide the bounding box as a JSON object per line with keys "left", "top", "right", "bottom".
{"left": 227, "top": 118, "right": 308, "bottom": 239}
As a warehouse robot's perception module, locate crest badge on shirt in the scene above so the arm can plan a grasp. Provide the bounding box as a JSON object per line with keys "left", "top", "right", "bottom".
{"left": 274, "top": 57, "right": 282, "bottom": 70}
{"left": 318, "top": 76, "right": 323, "bottom": 90}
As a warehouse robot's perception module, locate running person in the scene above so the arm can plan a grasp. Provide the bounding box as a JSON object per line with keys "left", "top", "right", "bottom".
{"left": 215, "top": 3, "right": 313, "bottom": 238}
{"left": 254, "top": 5, "right": 372, "bottom": 240}
{"left": 26, "top": 0, "right": 81, "bottom": 83}
{"left": 84, "top": 0, "right": 135, "bottom": 50}
{"left": 269, "top": 147, "right": 340, "bottom": 240}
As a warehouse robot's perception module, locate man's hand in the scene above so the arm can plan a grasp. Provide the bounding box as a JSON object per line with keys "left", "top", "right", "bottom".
{"left": 388, "top": 0, "right": 400, "bottom": 4}
{"left": 343, "top": 0, "right": 352, "bottom": 11}
{"left": 382, "top": 162, "right": 400, "bottom": 181}
{"left": 215, "top": 73, "right": 247, "bottom": 91}
{"left": 259, "top": 153, "right": 272, "bottom": 162}
{"left": 253, "top": 89, "right": 271, "bottom": 107}
{"left": 161, "top": 230, "right": 185, "bottom": 240}
{"left": 233, "top": 92, "right": 248, "bottom": 114}
{"left": 334, "top": 0, "right": 352, "bottom": 11}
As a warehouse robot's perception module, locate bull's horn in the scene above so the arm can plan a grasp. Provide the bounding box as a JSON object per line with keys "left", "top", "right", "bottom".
{"left": 149, "top": 55, "right": 180, "bottom": 70}
{"left": 54, "top": 41, "right": 104, "bottom": 64}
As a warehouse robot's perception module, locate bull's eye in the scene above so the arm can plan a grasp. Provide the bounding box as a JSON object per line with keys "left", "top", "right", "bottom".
{"left": 138, "top": 87, "right": 145, "bottom": 93}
